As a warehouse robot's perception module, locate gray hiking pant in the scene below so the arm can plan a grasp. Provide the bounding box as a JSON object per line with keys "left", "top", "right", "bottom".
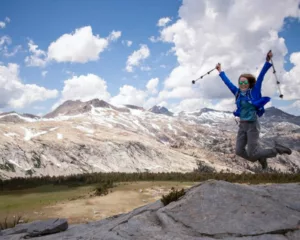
{"left": 235, "top": 121, "right": 277, "bottom": 162}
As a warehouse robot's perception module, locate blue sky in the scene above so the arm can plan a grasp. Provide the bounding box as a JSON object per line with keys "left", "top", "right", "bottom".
{"left": 1, "top": 0, "right": 300, "bottom": 116}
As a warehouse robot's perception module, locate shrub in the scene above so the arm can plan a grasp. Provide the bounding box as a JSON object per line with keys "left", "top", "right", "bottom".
{"left": 194, "top": 160, "right": 216, "bottom": 173}
{"left": 161, "top": 187, "right": 185, "bottom": 206}
{"left": 93, "top": 180, "right": 114, "bottom": 196}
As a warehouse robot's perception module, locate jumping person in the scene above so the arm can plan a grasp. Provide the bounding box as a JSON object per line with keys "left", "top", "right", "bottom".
{"left": 216, "top": 51, "right": 292, "bottom": 169}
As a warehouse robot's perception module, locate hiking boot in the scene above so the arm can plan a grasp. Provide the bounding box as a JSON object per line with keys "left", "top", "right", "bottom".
{"left": 275, "top": 142, "right": 292, "bottom": 155}
{"left": 258, "top": 158, "right": 268, "bottom": 170}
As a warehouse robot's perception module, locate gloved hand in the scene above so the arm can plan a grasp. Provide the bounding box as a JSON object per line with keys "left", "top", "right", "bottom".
{"left": 266, "top": 50, "right": 273, "bottom": 62}
{"left": 216, "top": 63, "right": 221, "bottom": 72}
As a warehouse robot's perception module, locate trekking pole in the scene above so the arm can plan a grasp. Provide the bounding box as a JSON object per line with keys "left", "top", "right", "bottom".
{"left": 192, "top": 67, "right": 217, "bottom": 84}
{"left": 269, "top": 54, "right": 283, "bottom": 98}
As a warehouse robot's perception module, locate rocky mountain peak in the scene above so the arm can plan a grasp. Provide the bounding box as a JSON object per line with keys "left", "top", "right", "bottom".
{"left": 43, "top": 99, "right": 114, "bottom": 118}
{"left": 149, "top": 105, "right": 173, "bottom": 116}
{"left": 87, "top": 99, "right": 111, "bottom": 108}
{"left": 0, "top": 111, "right": 40, "bottom": 123}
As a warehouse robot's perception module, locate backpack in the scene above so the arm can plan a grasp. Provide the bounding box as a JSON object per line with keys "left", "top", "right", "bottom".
{"left": 234, "top": 89, "right": 265, "bottom": 117}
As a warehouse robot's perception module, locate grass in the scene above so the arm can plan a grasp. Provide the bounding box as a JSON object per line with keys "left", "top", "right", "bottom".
{"left": 0, "top": 184, "right": 95, "bottom": 214}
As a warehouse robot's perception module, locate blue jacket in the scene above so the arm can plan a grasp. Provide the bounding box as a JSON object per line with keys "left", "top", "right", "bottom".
{"left": 219, "top": 61, "right": 272, "bottom": 117}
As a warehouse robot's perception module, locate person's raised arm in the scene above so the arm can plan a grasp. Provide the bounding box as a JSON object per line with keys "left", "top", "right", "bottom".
{"left": 254, "top": 50, "right": 273, "bottom": 92}
{"left": 216, "top": 63, "right": 239, "bottom": 95}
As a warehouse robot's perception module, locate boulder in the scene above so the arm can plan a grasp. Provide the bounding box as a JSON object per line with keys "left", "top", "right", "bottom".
{"left": 1, "top": 218, "right": 68, "bottom": 238}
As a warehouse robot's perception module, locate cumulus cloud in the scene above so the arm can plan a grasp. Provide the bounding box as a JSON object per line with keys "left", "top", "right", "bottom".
{"left": 110, "top": 85, "right": 147, "bottom": 107}
{"left": 279, "top": 100, "right": 300, "bottom": 115}
{"left": 213, "top": 98, "right": 236, "bottom": 112}
{"left": 156, "top": 0, "right": 300, "bottom": 111}
{"left": 52, "top": 73, "right": 111, "bottom": 110}
{"left": 0, "top": 22, "right": 5, "bottom": 29}
{"left": 158, "top": 87, "right": 199, "bottom": 99}
{"left": 48, "top": 26, "right": 121, "bottom": 63}
{"left": 282, "top": 52, "right": 300, "bottom": 100}
{"left": 157, "top": 101, "right": 168, "bottom": 107}
{"left": 157, "top": 17, "right": 171, "bottom": 27}
{"left": 171, "top": 98, "right": 214, "bottom": 113}
{"left": 126, "top": 44, "right": 150, "bottom": 72}
{"left": 25, "top": 40, "right": 47, "bottom": 67}
{"left": 0, "top": 63, "right": 58, "bottom": 109}
{"left": 146, "top": 78, "right": 159, "bottom": 94}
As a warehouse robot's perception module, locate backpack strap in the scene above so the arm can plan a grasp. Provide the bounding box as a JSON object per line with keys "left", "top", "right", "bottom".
{"left": 235, "top": 90, "right": 240, "bottom": 101}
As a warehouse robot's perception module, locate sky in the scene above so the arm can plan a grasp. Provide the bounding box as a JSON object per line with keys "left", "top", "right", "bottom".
{"left": 0, "top": 0, "right": 300, "bottom": 116}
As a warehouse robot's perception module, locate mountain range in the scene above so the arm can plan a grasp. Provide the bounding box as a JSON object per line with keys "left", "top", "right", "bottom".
{"left": 0, "top": 99, "right": 299, "bottom": 179}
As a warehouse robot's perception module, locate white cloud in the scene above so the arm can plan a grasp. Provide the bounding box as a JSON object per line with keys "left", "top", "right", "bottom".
{"left": 0, "top": 36, "right": 22, "bottom": 57}
{"left": 42, "top": 71, "right": 48, "bottom": 77}
{"left": 126, "top": 44, "right": 150, "bottom": 72}
{"left": 157, "top": 101, "right": 169, "bottom": 108}
{"left": 25, "top": 40, "right": 47, "bottom": 67}
{"left": 289, "top": 100, "right": 300, "bottom": 115}
{"left": 146, "top": 78, "right": 159, "bottom": 94}
{"left": 0, "top": 17, "right": 10, "bottom": 28}
{"left": 48, "top": 26, "right": 119, "bottom": 63}
{"left": 0, "top": 36, "right": 11, "bottom": 47}
{"left": 110, "top": 85, "right": 147, "bottom": 107}
{"left": 122, "top": 40, "right": 133, "bottom": 47}
{"left": 0, "top": 22, "right": 5, "bottom": 29}
{"left": 144, "top": 97, "right": 158, "bottom": 109}
{"left": 0, "top": 63, "right": 58, "bottom": 109}
{"left": 281, "top": 52, "right": 300, "bottom": 100}
{"left": 157, "top": 17, "right": 171, "bottom": 27}
{"left": 149, "top": 36, "right": 160, "bottom": 43}
{"left": 3, "top": 45, "right": 22, "bottom": 57}
{"left": 280, "top": 100, "right": 300, "bottom": 115}
{"left": 108, "top": 30, "right": 122, "bottom": 41}
{"left": 52, "top": 73, "right": 111, "bottom": 110}
{"left": 212, "top": 98, "right": 236, "bottom": 112}
{"left": 126, "top": 40, "right": 132, "bottom": 47}
{"left": 158, "top": 86, "right": 199, "bottom": 99}
{"left": 154, "top": 0, "right": 300, "bottom": 112}
{"left": 171, "top": 98, "right": 213, "bottom": 113}
{"left": 0, "top": 36, "right": 21, "bottom": 57}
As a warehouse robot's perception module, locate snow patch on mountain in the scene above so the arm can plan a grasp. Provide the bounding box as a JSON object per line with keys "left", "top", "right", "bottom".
{"left": 4, "top": 132, "right": 19, "bottom": 137}
{"left": 22, "top": 127, "right": 48, "bottom": 141}
{"left": 57, "top": 133, "right": 63, "bottom": 140}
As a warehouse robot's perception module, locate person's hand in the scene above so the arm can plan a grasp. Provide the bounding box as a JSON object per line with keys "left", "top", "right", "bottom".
{"left": 216, "top": 63, "right": 221, "bottom": 72}
{"left": 266, "top": 50, "right": 273, "bottom": 62}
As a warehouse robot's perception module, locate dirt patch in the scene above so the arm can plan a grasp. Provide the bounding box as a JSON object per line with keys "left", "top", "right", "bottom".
{"left": 43, "top": 181, "right": 194, "bottom": 224}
